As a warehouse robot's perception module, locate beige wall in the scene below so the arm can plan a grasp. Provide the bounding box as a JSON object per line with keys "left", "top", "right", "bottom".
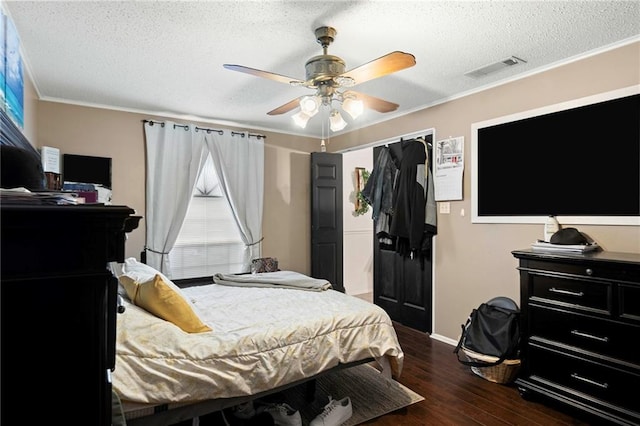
{"left": 26, "top": 41, "right": 640, "bottom": 343}
{"left": 34, "top": 103, "right": 317, "bottom": 267}
{"left": 22, "top": 68, "right": 38, "bottom": 145}
{"left": 330, "top": 41, "right": 640, "bottom": 342}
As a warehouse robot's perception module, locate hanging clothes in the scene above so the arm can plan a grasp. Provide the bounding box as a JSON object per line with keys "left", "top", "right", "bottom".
{"left": 415, "top": 137, "right": 437, "bottom": 235}
{"left": 361, "top": 146, "right": 394, "bottom": 221}
{"left": 420, "top": 138, "right": 438, "bottom": 257}
{"left": 389, "top": 138, "right": 437, "bottom": 259}
{"left": 361, "top": 146, "right": 398, "bottom": 247}
{"left": 390, "top": 139, "right": 426, "bottom": 256}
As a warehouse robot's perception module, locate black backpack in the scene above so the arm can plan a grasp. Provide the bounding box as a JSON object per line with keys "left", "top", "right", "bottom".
{"left": 454, "top": 297, "right": 521, "bottom": 367}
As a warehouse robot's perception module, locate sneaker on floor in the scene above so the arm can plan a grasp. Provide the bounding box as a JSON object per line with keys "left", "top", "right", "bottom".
{"left": 257, "top": 402, "right": 302, "bottom": 426}
{"left": 309, "top": 396, "right": 352, "bottom": 426}
{"left": 232, "top": 400, "right": 256, "bottom": 420}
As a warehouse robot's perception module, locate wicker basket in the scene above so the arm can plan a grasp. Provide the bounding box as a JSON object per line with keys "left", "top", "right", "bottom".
{"left": 462, "top": 348, "right": 521, "bottom": 384}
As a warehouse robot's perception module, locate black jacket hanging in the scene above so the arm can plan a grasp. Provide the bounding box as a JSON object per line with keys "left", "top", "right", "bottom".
{"left": 390, "top": 139, "right": 427, "bottom": 257}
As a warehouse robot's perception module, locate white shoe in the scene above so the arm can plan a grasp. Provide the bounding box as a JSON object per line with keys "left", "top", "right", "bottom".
{"left": 258, "top": 402, "right": 302, "bottom": 426}
{"left": 309, "top": 396, "right": 352, "bottom": 426}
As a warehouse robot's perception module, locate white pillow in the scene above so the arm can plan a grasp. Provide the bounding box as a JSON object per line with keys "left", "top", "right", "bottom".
{"left": 122, "top": 258, "right": 194, "bottom": 304}
{"left": 107, "top": 261, "right": 124, "bottom": 278}
{"left": 107, "top": 261, "right": 128, "bottom": 299}
{"left": 123, "top": 257, "right": 169, "bottom": 280}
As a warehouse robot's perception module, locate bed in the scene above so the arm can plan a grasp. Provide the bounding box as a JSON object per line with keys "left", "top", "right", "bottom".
{"left": 111, "top": 260, "right": 404, "bottom": 425}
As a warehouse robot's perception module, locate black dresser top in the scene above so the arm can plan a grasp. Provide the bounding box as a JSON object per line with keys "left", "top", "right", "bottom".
{"left": 512, "top": 248, "right": 640, "bottom": 267}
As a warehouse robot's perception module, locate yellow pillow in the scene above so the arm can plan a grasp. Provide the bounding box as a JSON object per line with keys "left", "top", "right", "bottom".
{"left": 119, "top": 274, "right": 212, "bottom": 333}
{"left": 119, "top": 274, "right": 140, "bottom": 301}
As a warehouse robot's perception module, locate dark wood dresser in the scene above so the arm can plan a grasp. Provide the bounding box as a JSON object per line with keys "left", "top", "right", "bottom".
{"left": 512, "top": 249, "right": 640, "bottom": 426}
{"left": 1, "top": 203, "right": 140, "bottom": 425}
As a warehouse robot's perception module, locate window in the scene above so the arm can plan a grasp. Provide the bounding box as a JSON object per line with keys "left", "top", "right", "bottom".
{"left": 168, "top": 155, "right": 244, "bottom": 279}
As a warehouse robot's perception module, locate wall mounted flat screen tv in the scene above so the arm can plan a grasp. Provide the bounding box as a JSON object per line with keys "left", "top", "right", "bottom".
{"left": 62, "top": 154, "right": 112, "bottom": 189}
{"left": 471, "top": 86, "right": 640, "bottom": 226}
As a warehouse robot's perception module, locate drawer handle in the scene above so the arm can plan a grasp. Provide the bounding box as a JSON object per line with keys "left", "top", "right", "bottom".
{"left": 570, "top": 373, "right": 609, "bottom": 389}
{"left": 571, "top": 330, "right": 609, "bottom": 343}
{"left": 585, "top": 268, "right": 593, "bottom": 276}
{"left": 549, "top": 287, "right": 584, "bottom": 297}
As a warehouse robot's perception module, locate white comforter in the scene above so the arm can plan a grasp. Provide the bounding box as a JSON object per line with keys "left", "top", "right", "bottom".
{"left": 113, "top": 282, "right": 403, "bottom": 404}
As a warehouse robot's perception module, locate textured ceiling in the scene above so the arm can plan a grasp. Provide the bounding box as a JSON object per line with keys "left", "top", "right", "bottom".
{"left": 3, "top": 1, "right": 639, "bottom": 138}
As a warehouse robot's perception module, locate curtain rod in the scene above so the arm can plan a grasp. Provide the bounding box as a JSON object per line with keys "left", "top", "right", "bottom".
{"left": 231, "top": 131, "right": 266, "bottom": 140}
{"left": 142, "top": 120, "right": 266, "bottom": 139}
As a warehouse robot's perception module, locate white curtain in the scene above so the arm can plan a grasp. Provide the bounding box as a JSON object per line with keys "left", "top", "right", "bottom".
{"left": 203, "top": 131, "right": 264, "bottom": 272}
{"left": 145, "top": 121, "right": 264, "bottom": 275}
{"left": 143, "top": 121, "right": 207, "bottom": 273}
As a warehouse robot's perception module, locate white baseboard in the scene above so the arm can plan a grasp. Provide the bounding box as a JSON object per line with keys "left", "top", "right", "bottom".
{"left": 429, "top": 333, "right": 458, "bottom": 347}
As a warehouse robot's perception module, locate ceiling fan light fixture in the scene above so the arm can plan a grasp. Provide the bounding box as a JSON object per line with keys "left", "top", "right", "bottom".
{"left": 329, "top": 109, "right": 347, "bottom": 132}
{"left": 225, "top": 26, "right": 416, "bottom": 135}
{"left": 334, "top": 75, "right": 355, "bottom": 87}
{"left": 342, "top": 97, "right": 364, "bottom": 120}
{"left": 292, "top": 111, "right": 311, "bottom": 128}
{"left": 299, "top": 95, "right": 321, "bottom": 116}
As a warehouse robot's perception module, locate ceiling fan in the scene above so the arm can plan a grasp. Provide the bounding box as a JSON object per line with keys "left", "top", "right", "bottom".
{"left": 223, "top": 26, "right": 416, "bottom": 130}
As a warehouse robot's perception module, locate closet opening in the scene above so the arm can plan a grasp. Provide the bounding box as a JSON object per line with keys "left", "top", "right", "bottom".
{"left": 338, "top": 128, "right": 436, "bottom": 333}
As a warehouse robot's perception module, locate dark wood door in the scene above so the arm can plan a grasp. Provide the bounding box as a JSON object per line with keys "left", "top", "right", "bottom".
{"left": 373, "top": 140, "right": 433, "bottom": 333}
{"left": 310, "top": 152, "right": 344, "bottom": 292}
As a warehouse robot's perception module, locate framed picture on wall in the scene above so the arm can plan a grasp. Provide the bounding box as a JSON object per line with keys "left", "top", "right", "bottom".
{"left": 1, "top": 8, "right": 7, "bottom": 113}
{"left": 355, "top": 167, "right": 370, "bottom": 216}
{"left": 4, "top": 9, "right": 23, "bottom": 129}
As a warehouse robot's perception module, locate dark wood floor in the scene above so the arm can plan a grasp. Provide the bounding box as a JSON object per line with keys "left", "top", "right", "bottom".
{"left": 176, "top": 304, "right": 605, "bottom": 426}
{"left": 364, "top": 321, "right": 600, "bottom": 426}
{"left": 192, "top": 320, "right": 601, "bottom": 426}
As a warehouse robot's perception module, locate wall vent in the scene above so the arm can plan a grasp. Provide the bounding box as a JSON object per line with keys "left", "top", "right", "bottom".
{"left": 465, "top": 56, "right": 527, "bottom": 79}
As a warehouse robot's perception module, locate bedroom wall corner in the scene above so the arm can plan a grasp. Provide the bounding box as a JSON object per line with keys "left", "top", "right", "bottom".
{"left": 36, "top": 102, "right": 148, "bottom": 260}
{"left": 261, "top": 136, "right": 315, "bottom": 275}
{"left": 22, "top": 66, "right": 39, "bottom": 146}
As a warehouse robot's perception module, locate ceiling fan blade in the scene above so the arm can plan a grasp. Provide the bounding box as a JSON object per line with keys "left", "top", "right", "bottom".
{"left": 267, "top": 97, "right": 302, "bottom": 116}
{"left": 345, "top": 90, "right": 399, "bottom": 113}
{"left": 341, "top": 51, "right": 416, "bottom": 86}
{"left": 223, "top": 64, "right": 303, "bottom": 86}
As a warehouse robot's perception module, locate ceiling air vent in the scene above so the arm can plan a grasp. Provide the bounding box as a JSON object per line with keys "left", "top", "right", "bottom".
{"left": 465, "top": 56, "right": 527, "bottom": 79}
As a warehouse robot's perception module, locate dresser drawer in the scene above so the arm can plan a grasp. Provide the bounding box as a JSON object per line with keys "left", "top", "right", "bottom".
{"left": 528, "top": 346, "right": 640, "bottom": 413}
{"left": 530, "top": 273, "right": 611, "bottom": 313}
{"left": 620, "top": 284, "right": 640, "bottom": 323}
{"left": 528, "top": 259, "right": 640, "bottom": 282}
{"left": 529, "top": 305, "right": 638, "bottom": 364}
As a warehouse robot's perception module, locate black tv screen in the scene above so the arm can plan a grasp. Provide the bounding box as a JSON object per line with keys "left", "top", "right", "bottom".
{"left": 63, "top": 154, "right": 112, "bottom": 188}
{"left": 472, "top": 88, "right": 640, "bottom": 225}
